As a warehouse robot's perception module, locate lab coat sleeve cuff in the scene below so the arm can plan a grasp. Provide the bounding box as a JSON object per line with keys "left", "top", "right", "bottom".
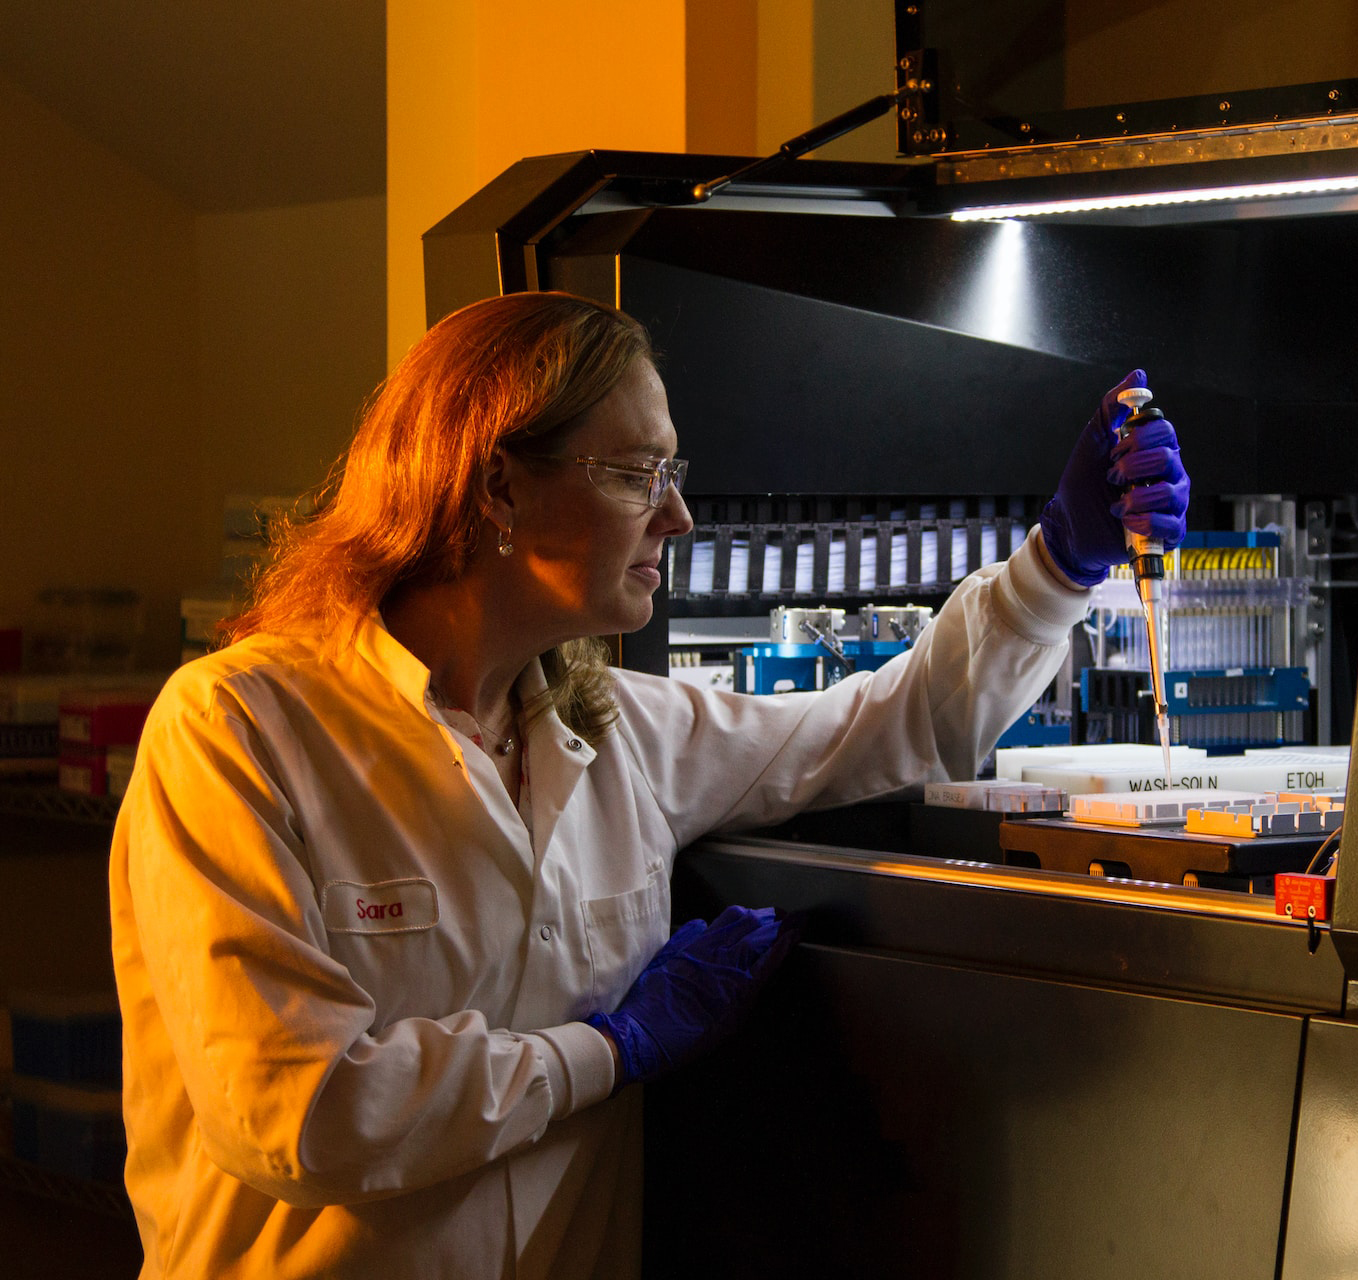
{"left": 520, "top": 1022, "right": 617, "bottom": 1120}
{"left": 995, "top": 527, "right": 1095, "bottom": 644}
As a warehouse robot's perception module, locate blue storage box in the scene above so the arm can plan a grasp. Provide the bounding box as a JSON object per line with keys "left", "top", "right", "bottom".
{"left": 9, "top": 989, "right": 121, "bottom": 1086}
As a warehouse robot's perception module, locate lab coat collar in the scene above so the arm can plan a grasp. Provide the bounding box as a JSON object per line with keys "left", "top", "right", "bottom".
{"left": 355, "top": 611, "right": 439, "bottom": 718}
{"left": 514, "top": 657, "right": 597, "bottom": 862}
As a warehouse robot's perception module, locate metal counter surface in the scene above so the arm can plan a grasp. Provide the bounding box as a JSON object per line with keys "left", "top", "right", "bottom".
{"left": 674, "top": 834, "right": 1347, "bottom": 1014}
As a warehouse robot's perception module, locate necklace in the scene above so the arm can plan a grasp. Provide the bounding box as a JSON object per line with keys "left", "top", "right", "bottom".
{"left": 428, "top": 682, "right": 518, "bottom": 757}
{"left": 474, "top": 716, "right": 517, "bottom": 756}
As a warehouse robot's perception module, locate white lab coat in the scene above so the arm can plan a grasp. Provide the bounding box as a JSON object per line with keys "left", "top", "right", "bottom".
{"left": 109, "top": 529, "right": 1090, "bottom": 1279}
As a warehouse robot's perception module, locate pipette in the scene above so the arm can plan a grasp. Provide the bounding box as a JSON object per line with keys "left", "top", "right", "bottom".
{"left": 1115, "top": 385, "right": 1174, "bottom": 790}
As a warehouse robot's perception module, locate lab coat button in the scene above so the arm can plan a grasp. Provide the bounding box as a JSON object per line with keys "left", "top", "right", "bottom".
{"left": 566, "top": 738, "right": 583, "bottom": 751}
{"left": 539, "top": 924, "right": 553, "bottom": 941}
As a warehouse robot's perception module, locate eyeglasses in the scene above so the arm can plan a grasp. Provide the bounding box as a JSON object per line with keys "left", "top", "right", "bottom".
{"left": 567, "top": 455, "right": 690, "bottom": 509}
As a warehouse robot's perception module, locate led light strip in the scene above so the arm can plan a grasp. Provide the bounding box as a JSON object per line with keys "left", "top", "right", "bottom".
{"left": 950, "top": 173, "right": 1358, "bottom": 220}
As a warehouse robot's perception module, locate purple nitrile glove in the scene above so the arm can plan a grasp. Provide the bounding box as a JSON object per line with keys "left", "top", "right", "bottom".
{"left": 586, "top": 905, "right": 801, "bottom": 1090}
{"left": 1039, "top": 369, "right": 1190, "bottom": 587}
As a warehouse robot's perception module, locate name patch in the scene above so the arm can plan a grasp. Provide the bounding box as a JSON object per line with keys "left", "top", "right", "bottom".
{"left": 321, "top": 878, "right": 439, "bottom": 934}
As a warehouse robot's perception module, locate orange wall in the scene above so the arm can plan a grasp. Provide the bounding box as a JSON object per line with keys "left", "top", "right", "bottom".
{"left": 387, "top": 0, "right": 813, "bottom": 366}
{"left": 687, "top": 0, "right": 758, "bottom": 156}
{"left": 386, "top": 0, "right": 482, "bottom": 369}
{"left": 388, "top": 0, "right": 690, "bottom": 366}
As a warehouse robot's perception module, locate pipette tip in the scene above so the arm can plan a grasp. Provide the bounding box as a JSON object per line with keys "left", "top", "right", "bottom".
{"left": 1157, "top": 711, "right": 1173, "bottom": 789}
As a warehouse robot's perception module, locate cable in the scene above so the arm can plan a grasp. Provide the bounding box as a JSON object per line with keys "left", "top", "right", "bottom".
{"left": 1305, "top": 821, "right": 1343, "bottom": 876}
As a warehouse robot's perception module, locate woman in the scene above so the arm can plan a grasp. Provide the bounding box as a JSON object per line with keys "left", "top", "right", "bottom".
{"left": 110, "top": 291, "right": 1188, "bottom": 1279}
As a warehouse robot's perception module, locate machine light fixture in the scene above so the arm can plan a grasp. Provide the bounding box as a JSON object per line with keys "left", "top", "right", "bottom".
{"left": 950, "top": 173, "right": 1358, "bottom": 221}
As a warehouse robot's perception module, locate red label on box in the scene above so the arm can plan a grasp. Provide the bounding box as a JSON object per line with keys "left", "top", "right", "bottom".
{"left": 58, "top": 696, "right": 152, "bottom": 747}
{"left": 1274, "top": 873, "right": 1335, "bottom": 922}
{"left": 58, "top": 746, "right": 107, "bottom": 796}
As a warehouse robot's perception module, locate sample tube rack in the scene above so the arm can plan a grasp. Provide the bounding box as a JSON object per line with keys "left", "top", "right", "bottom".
{"left": 1082, "top": 532, "right": 1312, "bottom": 750}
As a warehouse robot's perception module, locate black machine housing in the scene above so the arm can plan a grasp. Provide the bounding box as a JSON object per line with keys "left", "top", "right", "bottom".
{"left": 423, "top": 133, "right": 1358, "bottom": 1278}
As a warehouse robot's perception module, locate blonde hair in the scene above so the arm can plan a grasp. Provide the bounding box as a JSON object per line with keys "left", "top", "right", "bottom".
{"left": 224, "top": 291, "right": 654, "bottom": 742}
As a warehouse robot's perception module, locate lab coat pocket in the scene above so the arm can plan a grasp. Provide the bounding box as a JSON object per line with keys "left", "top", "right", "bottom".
{"left": 581, "top": 866, "right": 669, "bottom": 1012}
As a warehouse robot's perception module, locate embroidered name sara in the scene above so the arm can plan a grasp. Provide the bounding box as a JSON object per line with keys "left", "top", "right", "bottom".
{"left": 321, "top": 878, "right": 439, "bottom": 934}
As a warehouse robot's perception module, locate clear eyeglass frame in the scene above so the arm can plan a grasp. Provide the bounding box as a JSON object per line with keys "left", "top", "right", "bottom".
{"left": 569, "top": 455, "right": 689, "bottom": 508}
